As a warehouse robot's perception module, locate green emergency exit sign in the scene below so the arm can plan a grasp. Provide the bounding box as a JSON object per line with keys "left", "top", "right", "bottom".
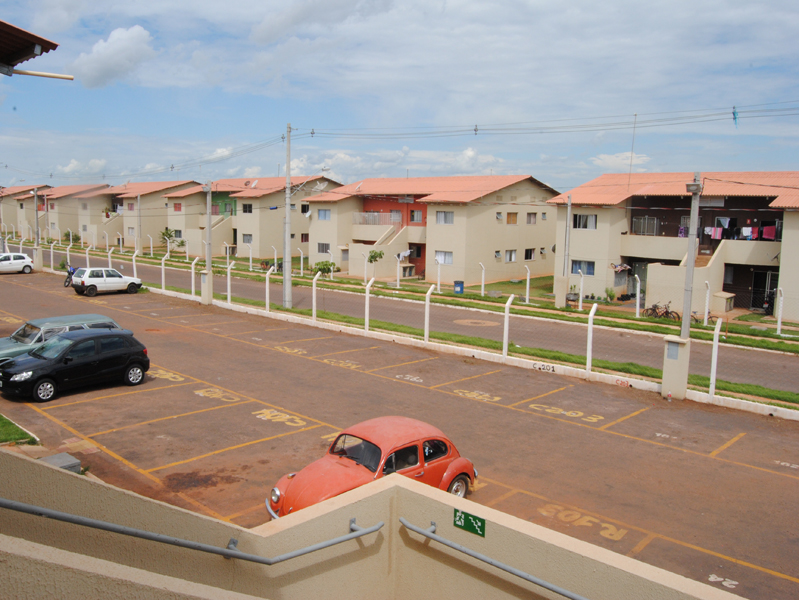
{"left": 454, "top": 509, "right": 485, "bottom": 537}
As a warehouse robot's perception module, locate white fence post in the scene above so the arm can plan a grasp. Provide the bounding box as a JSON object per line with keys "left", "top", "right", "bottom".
{"left": 190, "top": 257, "right": 200, "bottom": 296}
{"left": 66, "top": 243, "right": 73, "bottom": 266}
{"left": 298, "top": 248, "right": 304, "bottom": 276}
{"left": 480, "top": 262, "right": 485, "bottom": 297}
{"left": 246, "top": 243, "right": 252, "bottom": 271}
{"left": 161, "top": 254, "right": 167, "bottom": 290}
{"left": 586, "top": 303, "right": 598, "bottom": 375}
{"left": 524, "top": 265, "right": 530, "bottom": 304}
{"left": 85, "top": 247, "right": 90, "bottom": 269}
{"left": 436, "top": 259, "right": 441, "bottom": 294}
{"left": 107, "top": 248, "right": 114, "bottom": 269}
{"left": 223, "top": 242, "right": 230, "bottom": 268}
{"left": 424, "top": 284, "right": 435, "bottom": 345}
{"left": 226, "top": 261, "right": 236, "bottom": 304}
{"left": 777, "top": 288, "right": 784, "bottom": 335}
{"left": 264, "top": 266, "right": 275, "bottom": 311}
{"left": 312, "top": 271, "right": 322, "bottom": 321}
{"left": 117, "top": 232, "right": 122, "bottom": 254}
{"left": 49, "top": 241, "right": 56, "bottom": 270}
{"left": 502, "top": 294, "right": 515, "bottom": 360}
{"left": 365, "top": 278, "right": 375, "bottom": 332}
{"left": 362, "top": 252, "right": 368, "bottom": 285}
{"left": 578, "top": 269, "right": 584, "bottom": 311}
{"left": 148, "top": 235, "right": 153, "bottom": 257}
{"left": 708, "top": 318, "right": 724, "bottom": 399}
{"left": 635, "top": 275, "right": 641, "bottom": 318}
{"left": 703, "top": 281, "right": 710, "bottom": 326}
{"left": 132, "top": 250, "right": 139, "bottom": 279}
{"left": 328, "top": 250, "right": 334, "bottom": 280}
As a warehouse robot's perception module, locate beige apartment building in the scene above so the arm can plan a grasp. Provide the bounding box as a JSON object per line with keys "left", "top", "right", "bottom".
{"left": 549, "top": 171, "right": 798, "bottom": 319}
{"left": 0, "top": 184, "right": 51, "bottom": 243}
{"left": 34, "top": 184, "right": 110, "bottom": 243}
{"left": 163, "top": 176, "right": 339, "bottom": 262}
{"left": 307, "top": 175, "right": 558, "bottom": 285}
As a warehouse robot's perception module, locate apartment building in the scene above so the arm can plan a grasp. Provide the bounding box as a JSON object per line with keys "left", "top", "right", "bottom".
{"left": 307, "top": 175, "right": 559, "bottom": 285}
{"left": 0, "top": 185, "right": 51, "bottom": 242}
{"left": 548, "top": 171, "right": 798, "bottom": 318}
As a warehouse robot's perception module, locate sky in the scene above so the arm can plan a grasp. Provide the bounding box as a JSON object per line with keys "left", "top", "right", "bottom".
{"left": 2, "top": 0, "right": 799, "bottom": 193}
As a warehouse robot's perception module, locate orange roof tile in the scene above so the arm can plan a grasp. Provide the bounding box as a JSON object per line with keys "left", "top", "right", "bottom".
{"left": 106, "top": 181, "right": 196, "bottom": 199}
{"left": 0, "top": 185, "right": 50, "bottom": 198}
{"left": 308, "top": 175, "right": 555, "bottom": 204}
{"left": 548, "top": 172, "right": 799, "bottom": 208}
{"left": 39, "top": 184, "right": 109, "bottom": 199}
{"left": 230, "top": 176, "right": 331, "bottom": 199}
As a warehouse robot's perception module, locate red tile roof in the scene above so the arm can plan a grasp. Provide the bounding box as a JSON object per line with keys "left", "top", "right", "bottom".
{"left": 230, "top": 176, "right": 331, "bottom": 199}
{"left": 106, "top": 181, "right": 196, "bottom": 199}
{"left": 38, "top": 184, "right": 109, "bottom": 199}
{"left": 308, "top": 175, "right": 556, "bottom": 204}
{"left": 0, "top": 20, "right": 59, "bottom": 67}
{"left": 0, "top": 185, "right": 49, "bottom": 198}
{"left": 548, "top": 172, "right": 799, "bottom": 208}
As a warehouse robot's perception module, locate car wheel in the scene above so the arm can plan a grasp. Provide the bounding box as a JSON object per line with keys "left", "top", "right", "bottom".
{"left": 124, "top": 364, "right": 145, "bottom": 386}
{"left": 32, "top": 379, "right": 57, "bottom": 402}
{"left": 22, "top": 265, "right": 32, "bottom": 274}
{"left": 85, "top": 286, "right": 97, "bottom": 297}
{"left": 127, "top": 283, "right": 138, "bottom": 294}
{"left": 75, "top": 289, "right": 85, "bottom": 295}
{"left": 447, "top": 475, "right": 470, "bottom": 498}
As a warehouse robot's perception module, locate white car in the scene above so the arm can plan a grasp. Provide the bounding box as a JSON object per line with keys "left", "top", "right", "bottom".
{"left": 0, "top": 253, "right": 34, "bottom": 274}
{"left": 72, "top": 268, "right": 143, "bottom": 297}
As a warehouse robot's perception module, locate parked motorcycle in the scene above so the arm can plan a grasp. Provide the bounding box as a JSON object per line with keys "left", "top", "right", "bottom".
{"left": 63, "top": 264, "right": 76, "bottom": 287}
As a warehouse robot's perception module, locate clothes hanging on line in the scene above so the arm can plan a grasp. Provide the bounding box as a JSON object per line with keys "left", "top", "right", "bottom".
{"left": 711, "top": 227, "right": 723, "bottom": 240}
{"left": 762, "top": 226, "right": 777, "bottom": 240}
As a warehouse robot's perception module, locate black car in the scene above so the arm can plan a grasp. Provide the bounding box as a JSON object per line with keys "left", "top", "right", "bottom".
{"left": 0, "top": 329, "right": 150, "bottom": 402}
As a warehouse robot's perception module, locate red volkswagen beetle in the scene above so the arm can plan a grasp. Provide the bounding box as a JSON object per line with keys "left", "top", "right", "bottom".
{"left": 267, "top": 416, "right": 476, "bottom": 519}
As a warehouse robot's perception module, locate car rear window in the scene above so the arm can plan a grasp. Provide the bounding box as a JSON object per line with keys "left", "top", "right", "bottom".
{"left": 99, "top": 337, "right": 128, "bottom": 353}
{"left": 87, "top": 322, "right": 119, "bottom": 329}
{"left": 74, "top": 269, "right": 86, "bottom": 278}
{"left": 12, "top": 323, "right": 41, "bottom": 344}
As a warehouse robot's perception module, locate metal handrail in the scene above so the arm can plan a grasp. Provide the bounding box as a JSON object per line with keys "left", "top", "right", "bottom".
{"left": 0, "top": 497, "right": 383, "bottom": 567}
{"left": 399, "top": 517, "right": 590, "bottom": 600}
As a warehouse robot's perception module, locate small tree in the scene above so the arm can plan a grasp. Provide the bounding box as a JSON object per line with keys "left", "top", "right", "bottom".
{"left": 160, "top": 227, "right": 177, "bottom": 252}
{"left": 605, "top": 287, "right": 616, "bottom": 302}
{"left": 313, "top": 260, "right": 337, "bottom": 279}
{"left": 367, "top": 250, "right": 384, "bottom": 279}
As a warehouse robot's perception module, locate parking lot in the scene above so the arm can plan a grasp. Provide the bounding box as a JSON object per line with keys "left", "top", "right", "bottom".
{"left": 1, "top": 270, "right": 798, "bottom": 600}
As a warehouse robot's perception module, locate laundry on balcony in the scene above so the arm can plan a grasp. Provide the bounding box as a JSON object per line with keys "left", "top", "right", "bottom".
{"left": 762, "top": 225, "right": 777, "bottom": 240}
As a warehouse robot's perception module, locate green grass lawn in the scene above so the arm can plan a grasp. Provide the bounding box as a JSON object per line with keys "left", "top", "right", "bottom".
{"left": 0, "top": 414, "right": 35, "bottom": 444}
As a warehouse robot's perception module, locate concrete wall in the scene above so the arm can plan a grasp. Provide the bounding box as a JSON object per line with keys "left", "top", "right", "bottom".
{"left": 1, "top": 448, "right": 739, "bottom": 600}
{"left": 779, "top": 211, "right": 799, "bottom": 321}
{"left": 309, "top": 197, "right": 359, "bottom": 269}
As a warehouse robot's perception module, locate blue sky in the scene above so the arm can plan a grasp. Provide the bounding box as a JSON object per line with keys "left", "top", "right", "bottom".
{"left": 2, "top": 0, "right": 798, "bottom": 193}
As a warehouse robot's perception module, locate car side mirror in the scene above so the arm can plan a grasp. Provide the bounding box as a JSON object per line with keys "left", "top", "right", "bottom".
{"left": 63, "top": 356, "right": 73, "bottom": 364}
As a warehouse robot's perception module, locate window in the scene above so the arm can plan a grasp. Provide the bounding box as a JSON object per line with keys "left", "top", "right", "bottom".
{"left": 524, "top": 248, "right": 535, "bottom": 261}
{"left": 632, "top": 216, "right": 658, "bottom": 236}
{"left": 49, "top": 202, "right": 55, "bottom": 210}
{"left": 318, "top": 243, "right": 330, "bottom": 254}
{"left": 383, "top": 445, "right": 419, "bottom": 474}
{"left": 527, "top": 212, "right": 537, "bottom": 225}
{"left": 318, "top": 209, "right": 331, "bottom": 220}
{"left": 436, "top": 211, "right": 454, "bottom": 225}
{"left": 174, "top": 203, "right": 182, "bottom": 212}
{"left": 105, "top": 270, "right": 123, "bottom": 278}
{"left": 435, "top": 251, "right": 453, "bottom": 265}
{"left": 67, "top": 340, "right": 96, "bottom": 360}
{"left": 506, "top": 212, "right": 518, "bottom": 225}
{"left": 290, "top": 233, "right": 295, "bottom": 239}
{"left": 573, "top": 214, "right": 597, "bottom": 229}
{"left": 82, "top": 203, "right": 88, "bottom": 210}
{"left": 290, "top": 204, "right": 297, "bottom": 211}
{"left": 50, "top": 222, "right": 55, "bottom": 229}
{"left": 390, "top": 210, "right": 401, "bottom": 222}
{"left": 423, "top": 440, "right": 448, "bottom": 462}
{"left": 242, "top": 204, "right": 252, "bottom": 214}
{"left": 128, "top": 203, "right": 134, "bottom": 212}
{"left": 724, "top": 265, "right": 734, "bottom": 285}
{"left": 301, "top": 233, "right": 309, "bottom": 243}
{"left": 542, "top": 213, "right": 547, "bottom": 220}
{"left": 410, "top": 210, "right": 422, "bottom": 223}
{"left": 19, "top": 203, "right": 24, "bottom": 209}
{"left": 212, "top": 204, "right": 220, "bottom": 216}
{"left": 99, "top": 337, "right": 127, "bottom": 353}
{"left": 494, "top": 250, "right": 502, "bottom": 259}
{"left": 571, "top": 260, "right": 595, "bottom": 276}
{"left": 242, "top": 234, "right": 252, "bottom": 244}
{"left": 174, "top": 230, "right": 182, "bottom": 239}
{"left": 505, "top": 249, "right": 517, "bottom": 262}
{"left": 540, "top": 247, "right": 546, "bottom": 256}
{"left": 128, "top": 227, "right": 135, "bottom": 236}
{"left": 342, "top": 249, "right": 349, "bottom": 261}
{"left": 301, "top": 204, "right": 310, "bottom": 214}
{"left": 82, "top": 224, "right": 87, "bottom": 232}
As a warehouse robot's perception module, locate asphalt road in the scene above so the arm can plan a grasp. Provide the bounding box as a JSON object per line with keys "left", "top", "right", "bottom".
{"left": 37, "top": 246, "right": 799, "bottom": 394}
{"left": 1, "top": 269, "right": 798, "bottom": 600}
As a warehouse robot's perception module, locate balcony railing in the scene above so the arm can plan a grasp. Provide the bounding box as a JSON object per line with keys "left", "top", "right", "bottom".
{"left": 352, "top": 212, "right": 401, "bottom": 226}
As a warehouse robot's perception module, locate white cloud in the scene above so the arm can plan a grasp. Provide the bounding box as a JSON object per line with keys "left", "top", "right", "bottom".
{"left": 590, "top": 152, "right": 650, "bottom": 172}
{"left": 70, "top": 25, "right": 157, "bottom": 88}
{"left": 243, "top": 166, "right": 261, "bottom": 177}
{"left": 31, "top": 0, "right": 86, "bottom": 34}
{"left": 56, "top": 158, "right": 106, "bottom": 175}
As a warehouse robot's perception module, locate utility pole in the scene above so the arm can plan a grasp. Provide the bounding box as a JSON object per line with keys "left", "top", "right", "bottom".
{"left": 283, "top": 123, "right": 293, "bottom": 308}
{"left": 33, "top": 188, "right": 40, "bottom": 246}
{"left": 201, "top": 183, "right": 214, "bottom": 304}
{"left": 137, "top": 194, "right": 142, "bottom": 253}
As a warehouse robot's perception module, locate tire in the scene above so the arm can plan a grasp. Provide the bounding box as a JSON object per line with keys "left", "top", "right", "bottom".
{"left": 642, "top": 308, "right": 656, "bottom": 318}
{"left": 667, "top": 311, "right": 681, "bottom": 321}
{"left": 85, "top": 286, "right": 97, "bottom": 297}
{"left": 75, "top": 289, "right": 85, "bottom": 296}
{"left": 64, "top": 277, "right": 72, "bottom": 287}
{"left": 124, "top": 364, "right": 145, "bottom": 386}
{"left": 127, "top": 283, "right": 138, "bottom": 294}
{"left": 22, "top": 265, "right": 32, "bottom": 274}
{"left": 32, "top": 379, "right": 57, "bottom": 402}
{"left": 447, "top": 475, "right": 470, "bottom": 498}
{"left": 708, "top": 315, "right": 717, "bottom": 325}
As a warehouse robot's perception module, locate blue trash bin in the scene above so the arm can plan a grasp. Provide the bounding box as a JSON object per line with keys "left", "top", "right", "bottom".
{"left": 454, "top": 280, "right": 464, "bottom": 294}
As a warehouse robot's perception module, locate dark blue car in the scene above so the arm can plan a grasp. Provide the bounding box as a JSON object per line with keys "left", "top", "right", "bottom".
{"left": 0, "top": 329, "right": 150, "bottom": 402}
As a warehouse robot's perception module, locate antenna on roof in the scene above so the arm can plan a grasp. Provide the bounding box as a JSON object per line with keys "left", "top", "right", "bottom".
{"left": 251, "top": 179, "right": 258, "bottom": 189}
{"left": 355, "top": 182, "right": 362, "bottom": 192}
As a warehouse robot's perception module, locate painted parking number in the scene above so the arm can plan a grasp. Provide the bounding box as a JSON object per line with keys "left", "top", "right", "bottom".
{"left": 252, "top": 409, "right": 306, "bottom": 427}
{"left": 538, "top": 504, "right": 627, "bottom": 541}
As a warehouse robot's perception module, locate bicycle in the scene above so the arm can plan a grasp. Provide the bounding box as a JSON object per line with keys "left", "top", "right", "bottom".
{"left": 691, "top": 311, "right": 717, "bottom": 325}
{"left": 642, "top": 301, "right": 680, "bottom": 320}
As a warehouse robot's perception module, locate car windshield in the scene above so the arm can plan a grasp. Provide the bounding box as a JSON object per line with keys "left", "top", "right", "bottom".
{"left": 329, "top": 434, "right": 382, "bottom": 473}
{"left": 11, "top": 323, "right": 41, "bottom": 344}
{"left": 30, "top": 336, "right": 73, "bottom": 359}
{"left": 74, "top": 268, "right": 86, "bottom": 278}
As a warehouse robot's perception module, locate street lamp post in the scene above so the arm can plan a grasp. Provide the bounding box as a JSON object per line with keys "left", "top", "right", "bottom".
{"left": 201, "top": 183, "right": 214, "bottom": 305}
{"left": 283, "top": 123, "right": 293, "bottom": 308}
